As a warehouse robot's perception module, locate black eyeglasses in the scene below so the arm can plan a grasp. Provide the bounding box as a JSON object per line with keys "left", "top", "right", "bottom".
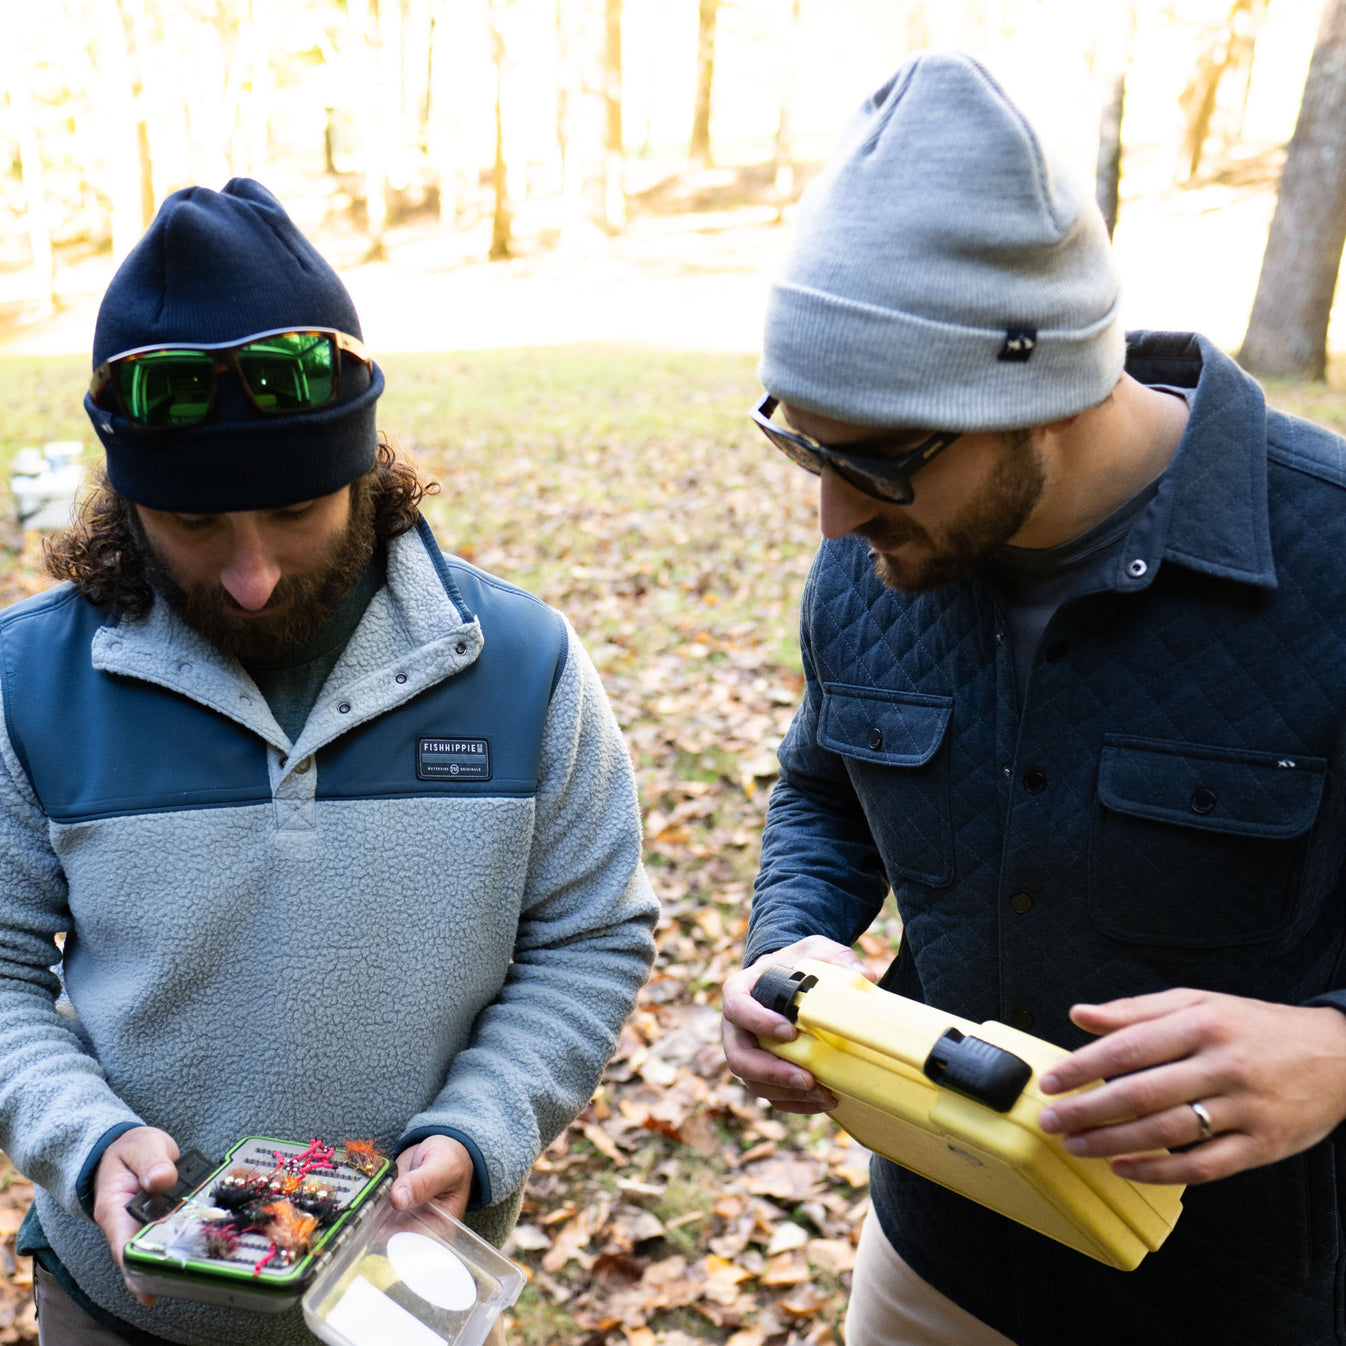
{"left": 90, "top": 328, "right": 372, "bottom": 430}
{"left": 750, "top": 393, "right": 961, "bottom": 505}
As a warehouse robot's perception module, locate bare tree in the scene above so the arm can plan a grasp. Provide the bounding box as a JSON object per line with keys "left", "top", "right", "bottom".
{"left": 489, "top": 13, "right": 512, "bottom": 260}
{"left": 604, "top": 0, "right": 624, "bottom": 230}
{"left": 346, "top": 0, "right": 390, "bottom": 257}
{"left": 773, "top": 0, "right": 802, "bottom": 222}
{"left": 1, "top": 10, "right": 54, "bottom": 317}
{"left": 1093, "top": 0, "right": 1134, "bottom": 239}
{"left": 94, "top": 0, "right": 146, "bottom": 261}
{"left": 1176, "top": 0, "right": 1267, "bottom": 185}
{"left": 1238, "top": 0, "right": 1346, "bottom": 379}
{"left": 557, "top": 0, "right": 620, "bottom": 240}
{"left": 689, "top": 0, "right": 717, "bottom": 166}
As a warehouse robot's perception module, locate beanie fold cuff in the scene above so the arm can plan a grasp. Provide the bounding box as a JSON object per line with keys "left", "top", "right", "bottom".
{"left": 758, "top": 284, "right": 1125, "bottom": 431}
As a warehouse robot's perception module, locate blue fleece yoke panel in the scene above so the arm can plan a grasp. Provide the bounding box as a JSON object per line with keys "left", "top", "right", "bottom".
{"left": 0, "top": 561, "right": 566, "bottom": 822}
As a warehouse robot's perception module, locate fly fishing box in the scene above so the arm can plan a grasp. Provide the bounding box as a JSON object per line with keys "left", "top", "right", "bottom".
{"left": 122, "top": 1136, "right": 392, "bottom": 1312}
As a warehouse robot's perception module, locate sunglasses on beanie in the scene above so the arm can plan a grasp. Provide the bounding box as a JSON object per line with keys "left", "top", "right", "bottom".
{"left": 90, "top": 328, "right": 373, "bottom": 430}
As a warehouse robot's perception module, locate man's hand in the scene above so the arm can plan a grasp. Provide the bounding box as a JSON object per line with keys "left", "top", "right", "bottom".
{"left": 92, "top": 1126, "right": 179, "bottom": 1307}
{"left": 391, "top": 1136, "right": 475, "bottom": 1220}
{"left": 1037, "top": 988, "right": 1346, "bottom": 1185}
{"left": 721, "top": 935, "right": 876, "bottom": 1114}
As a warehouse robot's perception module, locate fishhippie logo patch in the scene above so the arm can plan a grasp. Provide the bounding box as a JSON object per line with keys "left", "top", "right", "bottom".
{"left": 417, "top": 737, "right": 492, "bottom": 782}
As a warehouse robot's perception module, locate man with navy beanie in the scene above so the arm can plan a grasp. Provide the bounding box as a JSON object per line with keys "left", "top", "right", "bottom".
{"left": 722, "top": 53, "right": 1346, "bottom": 1345}
{"left": 0, "top": 178, "right": 657, "bottom": 1344}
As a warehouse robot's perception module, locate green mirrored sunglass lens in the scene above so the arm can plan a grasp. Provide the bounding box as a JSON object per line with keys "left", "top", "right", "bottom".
{"left": 117, "top": 351, "right": 215, "bottom": 427}
{"left": 236, "top": 334, "right": 334, "bottom": 411}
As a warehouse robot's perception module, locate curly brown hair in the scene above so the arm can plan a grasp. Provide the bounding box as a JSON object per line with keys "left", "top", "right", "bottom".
{"left": 44, "top": 439, "right": 438, "bottom": 619}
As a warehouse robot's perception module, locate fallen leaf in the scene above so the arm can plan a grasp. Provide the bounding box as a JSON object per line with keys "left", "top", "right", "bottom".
{"left": 806, "top": 1239, "right": 857, "bottom": 1275}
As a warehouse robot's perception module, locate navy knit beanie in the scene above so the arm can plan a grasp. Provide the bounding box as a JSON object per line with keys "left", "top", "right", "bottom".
{"left": 84, "top": 178, "right": 383, "bottom": 512}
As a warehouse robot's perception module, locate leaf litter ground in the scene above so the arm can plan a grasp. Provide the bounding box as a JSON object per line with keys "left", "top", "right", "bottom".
{"left": 0, "top": 346, "right": 1342, "bottom": 1344}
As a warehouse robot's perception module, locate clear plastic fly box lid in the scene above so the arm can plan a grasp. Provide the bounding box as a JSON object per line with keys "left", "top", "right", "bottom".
{"left": 303, "top": 1195, "right": 526, "bottom": 1346}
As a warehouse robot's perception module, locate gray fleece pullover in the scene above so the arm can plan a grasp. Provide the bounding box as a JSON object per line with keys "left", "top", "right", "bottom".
{"left": 0, "top": 520, "right": 657, "bottom": 1344}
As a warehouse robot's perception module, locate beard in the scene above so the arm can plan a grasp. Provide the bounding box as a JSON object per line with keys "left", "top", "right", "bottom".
{"left": 135, "top": 484, "right": 378, "bottom": 661}
{"left": 861, "top": 430, "right": 1046, "bottom": 595}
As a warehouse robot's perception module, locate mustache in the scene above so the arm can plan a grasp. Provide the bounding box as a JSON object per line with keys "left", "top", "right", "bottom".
{"left": 856, "top": 518, "right": 924, "bottom": 550}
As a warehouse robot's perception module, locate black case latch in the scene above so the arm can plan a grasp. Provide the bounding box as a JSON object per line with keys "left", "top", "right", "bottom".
{"left": 923, "top": 1028, "right": 1033, "bottom": 1112}
{"left": 750, "top": 966, "right": 818, "bottom": 1023}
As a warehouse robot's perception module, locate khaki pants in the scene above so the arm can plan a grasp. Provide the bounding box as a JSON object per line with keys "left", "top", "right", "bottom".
{"left": 843, "top": 1211, "right": 1018, "bottom": 1346}
{"left": 35, "top": 1262, "right": 508, "bottom": 1345}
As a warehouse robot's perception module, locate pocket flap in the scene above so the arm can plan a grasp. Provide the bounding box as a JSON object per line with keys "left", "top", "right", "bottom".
{"left": 818, "top": 685, "right": 953, "bottom": 766}
{"left": 1098, "top": 737, "right": 1325, "bottom": 839}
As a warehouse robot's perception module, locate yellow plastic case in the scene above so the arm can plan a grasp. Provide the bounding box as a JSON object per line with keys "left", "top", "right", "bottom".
{"left": 753, "top": 959, "right": 1184, "bottom": 1270}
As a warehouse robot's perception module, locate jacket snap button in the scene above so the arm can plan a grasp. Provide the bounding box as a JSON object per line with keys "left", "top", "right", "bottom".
{"left": 1011, "top": 1008, "right": 1034, "bottom": 1029}
{"left": 1010, "top": 892, "right": 1033, "bottom": 914}
{"left": 867, "top": 727, "right": 883, "bottom": 750}
{"left": 456, "top": 642, "right": 467, "bottom": 655}
{"left": 338, "top": 702, "right": 351, "bottom": 714}
{"left": 294, "top": 756, "right": 313, "bottom": 775}
{"left": 1126, "top": 558, "right": 1148, "bottom": 579}
{"left": 395, "top": 673, "right": 407, "bottom": 684}
{"left": 1190, "top": 788, "right": 1216, "bottom": 814}
{"left": 1023, "top": 769, "right": 1047, "bottom": 794}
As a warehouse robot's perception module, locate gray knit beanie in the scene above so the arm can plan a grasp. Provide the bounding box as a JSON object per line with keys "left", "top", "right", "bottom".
{"left": 759, "top": 52, "right": 1123, "bottom": 431}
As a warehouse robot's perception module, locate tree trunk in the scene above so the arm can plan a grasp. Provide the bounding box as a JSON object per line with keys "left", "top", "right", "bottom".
{"left": 557, "top": 0, "right": 613, "bottom": 242}
{"left": 118, "top": 0, "right": 156, "bottom": 226}
{"left": 1093, "top": 0, "right": 1134, "bottom": 239}
{"left": 689, "top": 0, "right": 717, "bottom": 166}
{"left": 96, "top": 0, "right": 145, "bottom": 261}
{"left": 347, "top": 0, "right": 389, "bottom": 257}
{"left": 1238, "top": 0, "right": 1346, "bottom": 379}
{"left": 489, "top": 18, "right": 511, "bottom": 261}
{"left": 1176, "top": 0, "right": 1263, "bottom": 185}
{"left": 772, "top": 0, "right": 802, "bottom": 223}
{"left": 604, "top": 0, "right": 624, "bottom": 230}
{"left": 1, "top": 13, "right": 55, "bottom": 317}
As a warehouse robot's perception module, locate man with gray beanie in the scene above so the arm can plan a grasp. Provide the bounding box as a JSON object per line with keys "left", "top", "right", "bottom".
{"left": 0, "top": 178, "right": 657, "bottom": 1345}
{"left": 722, "top": 51, "right": 1346, "bottom": 1346}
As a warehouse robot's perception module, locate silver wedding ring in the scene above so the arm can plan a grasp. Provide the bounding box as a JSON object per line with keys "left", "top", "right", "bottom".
{"left": 1190, "top": 1100, "right": 1214, "bottom": 1143}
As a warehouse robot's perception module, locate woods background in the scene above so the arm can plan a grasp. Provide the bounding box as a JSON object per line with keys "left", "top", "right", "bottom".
{"left": 3, "top": 1, "right": 1346, "bottom": 1344}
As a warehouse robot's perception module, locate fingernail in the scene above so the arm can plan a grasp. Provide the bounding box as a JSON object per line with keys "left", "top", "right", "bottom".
{"left": 1039, "top": 1109, "right": 1059, "bottom": 1130}
{"left": 789, "top": 1072, "right": 808, "bottom": 1090}
{"left": 1040, "top": 1074, "right": 1059, "bottom": 1093}
{"left": 1063, "top": 1136, "right": 1087, "bottom": 1156}
{"left": 773, "top": 1023, "right": 794, "bottom": 1040}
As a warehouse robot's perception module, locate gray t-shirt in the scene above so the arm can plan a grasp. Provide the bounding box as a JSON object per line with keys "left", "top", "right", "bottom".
{"left": 989, "top": 386, "right": 1189, "bottom": 701}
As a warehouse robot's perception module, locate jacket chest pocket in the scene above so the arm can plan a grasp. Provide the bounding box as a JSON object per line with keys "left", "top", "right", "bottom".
{"left": 818, "top": 684, "right": 954, "bottom": 888}
{"left": 1089, "top": 736, "right": 1325, "bottom": 947}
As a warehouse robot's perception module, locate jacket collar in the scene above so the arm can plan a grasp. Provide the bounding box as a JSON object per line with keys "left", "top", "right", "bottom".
{"left": 1125, "top": 330, "right": 1276, "bottom": 591}
{"left": 90, "top": 516, "right": 483, "bottom": 753}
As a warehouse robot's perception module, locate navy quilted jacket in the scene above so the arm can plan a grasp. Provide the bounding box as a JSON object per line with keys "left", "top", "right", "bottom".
{"left": 749, "top": 332, "right": 1346, "bottom": 1345}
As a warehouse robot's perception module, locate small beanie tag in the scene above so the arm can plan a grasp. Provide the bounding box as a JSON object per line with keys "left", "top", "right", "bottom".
{"left": 998, "top": 327, "right": 1038, "bottom": 363}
